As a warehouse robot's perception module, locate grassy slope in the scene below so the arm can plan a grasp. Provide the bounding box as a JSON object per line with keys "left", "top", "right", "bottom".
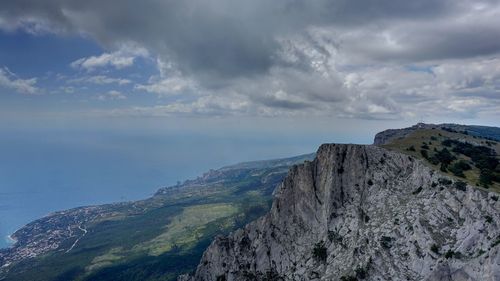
{"left": 381, "top": 128, "right": 500, "bottom": 193}
{"left": 2, "top": 155, "right": 314, "bottom": 281}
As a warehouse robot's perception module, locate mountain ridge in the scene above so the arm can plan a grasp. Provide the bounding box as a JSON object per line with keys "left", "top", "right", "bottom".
{"left": 1, "top": 123, "right": 499, "bottom": 281}
{"left": 181, "top": 143, "right": 499, "bottom": 280}
{"left": 374, "top": 123, "right": 500, "bottom": 145}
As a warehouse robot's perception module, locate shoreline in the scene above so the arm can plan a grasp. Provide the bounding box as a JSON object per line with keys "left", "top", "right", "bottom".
{"left": 5, "top": 234, "right": 17, "bottom": 246}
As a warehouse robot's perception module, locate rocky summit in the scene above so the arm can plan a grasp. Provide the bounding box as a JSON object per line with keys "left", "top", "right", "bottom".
{"left": 180, "top": 144, "right": 500, "bottom": 281}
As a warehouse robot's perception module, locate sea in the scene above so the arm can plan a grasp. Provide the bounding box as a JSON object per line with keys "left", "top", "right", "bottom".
{"left": 0, "top": 124, "right": 363, "bottom": 248}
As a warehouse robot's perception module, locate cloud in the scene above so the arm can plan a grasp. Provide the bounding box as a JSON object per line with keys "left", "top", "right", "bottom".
{"left": 134, "top": 56, "right": 500, "bottom": 120}
{"left": 106, "top": 94, "right": 250, "bottom": 117}
{"left": 4, "top": 1, "right": 496, "bottom": 76}
{"left": 432, "top": 58, "right": 500, "bottom": 91}
{"left": 135, "top": 75, "right": 196, "bottom": 96}
{"left": 97, "top": 90, "right": 127, "bottom": 101}
{"left": 68, "top": 75, "right": 131, "bottom": 85}
{"left": 70, "top": 46, "right": 148, "bottom": 71}
{"left": 0, "top": 67, "right": 38, "bottom": 94}
{"left": 59, "top": 86, "right": 75, "bottom": 94}
{"left": 1, "top": 0, "right": 500, "bottom": 120}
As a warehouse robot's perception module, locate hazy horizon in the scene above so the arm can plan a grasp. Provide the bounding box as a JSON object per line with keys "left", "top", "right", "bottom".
{"left": 1, "top": 0, "right": 499, "bottom": 251}
{"left": 0, "top": 118, "right": 384, "bottom": 249}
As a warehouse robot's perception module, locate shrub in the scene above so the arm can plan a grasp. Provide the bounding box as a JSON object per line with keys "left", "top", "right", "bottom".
{"left": 448, "top": 160, "right": 471, "bottom": 178}
{"left": 444, "top": 250, "right": 462, "bottom": 259}
{"left": 312, "top": 241, "right": 327, "bottom": 262}
{"left": 440, "top": 164, "right": 447, "bottom": 172}
{"left": 380, "top": 236, "right": 394, "bottom": 249}
{"left": 485, "top": 215, "right": 493, "bottom": 223}
{"left": 340, "top": 276, "right": 357, "bottom": 281}
{"left": 442, "top": 139, "right": 453, "bottom": 147}
{"left": 453, "top": 181, "right": 467, "bottom": 191}
{"left": 438, "top": 178, "right": 452, "bottom": 186}
{"left": 430, "top": 244, "right": 440, "bottom": 255}
{"left": 216, "top": 275, "right": 227, "bottom": 281}
{"left": 479, "top": 170, "right": 493, "bottom": 188}
{"left": 435, "top": 148, "right": 456, "bottom": 166}
{"left": 328, "top": 231, "right": 343, "bottom": 243}
{"left": 412, "top": 186, "right": 423, "bottom": 195}
{"left": 263, "top": 270, "right": 283, "bottom": 281}
{"left": 455, "top": 160, "right": 472, "bottom": 170}
{"left": 429, "top": 156, "right": 440, "bottom": 165}
{"left": 420, "top": 149, "right": 429, "bottom": 159}
{"left": 355, "top": 267, "right": 368, "bottom": 279}
{"left": 492, "top": 236, "right": 500, "bottom": 247}
{"left": 407, "top": 146, "right": 416, "bottom": 152}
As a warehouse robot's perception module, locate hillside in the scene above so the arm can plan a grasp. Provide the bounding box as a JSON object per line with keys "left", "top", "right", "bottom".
{"left": 0, "top": 154, "right": 314, "bottom": 281}
{"left": 376, "top": 124, "right": 500, "bottom": 193}
{"left": 2, "top": 123, "right": 499, "bottom": 281}
{"left": 181, "top": 144, "right": 499, "bottom": 281}
{"left": 374, "top": 123, "right": 500, "bottom": 145}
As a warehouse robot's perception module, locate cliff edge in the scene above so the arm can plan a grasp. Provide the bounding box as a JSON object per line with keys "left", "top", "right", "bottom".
{"left": 180, "top": 144, "right": 500, "bottom": 281}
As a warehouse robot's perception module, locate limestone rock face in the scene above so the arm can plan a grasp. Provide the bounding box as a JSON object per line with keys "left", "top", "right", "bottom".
{"left": 180, "top": 144, "right": 500, "bottom": 281}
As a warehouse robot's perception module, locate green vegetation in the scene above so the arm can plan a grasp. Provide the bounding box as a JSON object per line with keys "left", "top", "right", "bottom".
{"left": 135, "top": 203, "right": 238, "bottom": 256}
{"left": 430, "top": 244, "right": 440, "bottom": 255}
{"left": 448, "top": 161, "right": 470, "bottom": 177}
{"left": 382, "top": 128, "right": 500, "bottom": 193}
{"left": 412, "top": 186, "right": 423, "bottom": 195}
{"left": 312, "top": 241, "right": 328, "bottom": 262}
{"left": 492, "top": 236, "right": 500, "bottom": 248}
{"left": 441, "top": 139, "right": 500, "bottom": 188}
{"left": 340, "top": 276, "right": 357, "bottom": 281}
{"left": 2, "top": 155, "right": 314, "bottom": 281}
{"left": 420, "top": 149, "right": 429, "bottom": 159}
{"left": 438, "top": 178, "right": 452, "bottom": 186}
{"left": 327, "top": 230, "right": 343, "bottom": 244}
{"left": 355, "top": 266, "right": 368, "bottom": 279}
{"left": 380, "top": 236, "right": 394, "bottom": 249}
{"left": 485, "top": 215, "right": 493, "bottom": 224}
{"left": 454, "top": 181, "right": 467, "bottom": 191}
{"left": 444, "top": 250, "right": 462, "bottom": 259}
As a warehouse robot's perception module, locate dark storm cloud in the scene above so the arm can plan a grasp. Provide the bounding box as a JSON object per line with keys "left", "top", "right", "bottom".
{"left": 0, "top": 0, "right": 485, "bottom": 78}
{"left": 341, "top": 16, "right": 500, "bottom": 62}
{"left": 1, "top": 0, "right": 500, "bottom": 119}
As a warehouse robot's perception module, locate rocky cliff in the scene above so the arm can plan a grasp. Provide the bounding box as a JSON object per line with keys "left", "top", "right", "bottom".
{"left": 180, "top": 144, "right": 500, "bottom": 281}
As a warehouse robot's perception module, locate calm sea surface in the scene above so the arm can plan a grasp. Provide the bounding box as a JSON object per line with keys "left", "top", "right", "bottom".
{"left": 0, "top": 128, "right": 335, "bottom": 248}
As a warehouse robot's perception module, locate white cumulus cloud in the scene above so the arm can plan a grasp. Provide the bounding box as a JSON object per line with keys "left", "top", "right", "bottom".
{"left": 71, "top": 46, "right": 148, "bottom": 71}
{"left": 0, "top": 67, "right": 38, "bottom": 94}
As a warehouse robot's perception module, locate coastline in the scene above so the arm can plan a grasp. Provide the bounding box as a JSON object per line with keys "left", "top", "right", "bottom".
{"left": 5, "top": 235, "right": 16, "bottom": 246}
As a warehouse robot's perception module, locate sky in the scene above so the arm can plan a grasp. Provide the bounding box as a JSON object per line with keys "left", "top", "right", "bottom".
{"left": 0, "top": 0, "right": 499, "bottom": 134}
{"left": 0, "top": 0, "right": 499, "bottom": 248}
